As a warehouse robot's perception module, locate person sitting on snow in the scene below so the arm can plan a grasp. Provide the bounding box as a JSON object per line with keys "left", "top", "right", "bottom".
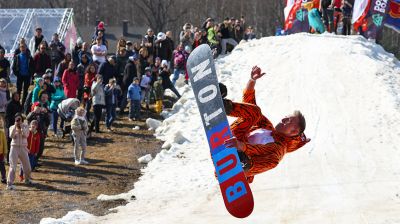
{"left": 221, "top": 66, "right": 310, "bottom": 183}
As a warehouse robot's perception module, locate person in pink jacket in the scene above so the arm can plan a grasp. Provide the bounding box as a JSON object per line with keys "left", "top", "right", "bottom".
{"left": 7, "top": 113, "right": 32, "bottom": 190}
{"left": 62, "top": 61, "right": 79, "bottom": 98}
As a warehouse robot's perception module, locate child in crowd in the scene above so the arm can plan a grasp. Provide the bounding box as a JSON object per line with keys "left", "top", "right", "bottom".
{"left": 153, "top": 76, "right": 164, "bottom": 114}
{"left": 127, "top": 77, "right": 141, "bottom": 121}
{"left": 0, "top": 119, "right": 7, "bottom": 184}
{"left": 20, "top": 120, "right": 40, "bottom": 180}
{"left": 71, "top": 107, "right": 88, "bottom": 165}
{"left": 140, "top": 67, "right": 152, "bottom": 110}
{"left": 7, "top": 113, "right": 32, "bottom": 190}
{"left": 104, "top": 78, "right": 121, "bottom": 132}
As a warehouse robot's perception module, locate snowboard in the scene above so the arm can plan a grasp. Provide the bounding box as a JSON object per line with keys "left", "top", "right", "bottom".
{"left": 187, "top": 44, "right": 254, "bottom": 218}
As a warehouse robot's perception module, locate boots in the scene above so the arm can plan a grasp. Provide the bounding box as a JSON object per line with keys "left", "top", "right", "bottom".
{"left": 219, "top": 83, "right": 233, "bottom": 114}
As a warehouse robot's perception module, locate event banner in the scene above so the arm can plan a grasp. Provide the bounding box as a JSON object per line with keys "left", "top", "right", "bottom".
{"left": 284, "top": 0, "right": 314, "bottom": 34}
{"left": 364, "top": 0, "right": 391, "bottom": 39}
{"left": 385, "top": 0, "right": 400, "bottom": 32}
{"left": 352, "top": 0, "right": 371, "bottom": 30}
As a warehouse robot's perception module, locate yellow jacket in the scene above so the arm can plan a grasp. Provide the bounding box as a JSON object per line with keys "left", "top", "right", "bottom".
{"left": 0, "top": 129, "right": 7, "bottom": 156}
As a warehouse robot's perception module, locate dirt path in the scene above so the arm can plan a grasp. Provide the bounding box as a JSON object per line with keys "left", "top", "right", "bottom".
{"left": 0, "top": 110, "right": 164, "bottom": 224}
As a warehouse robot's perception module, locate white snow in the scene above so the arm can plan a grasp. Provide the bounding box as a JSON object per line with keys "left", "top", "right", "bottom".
{"left": 41, "top": 33, "right": 400, "bottom": 224}
{"left": 138, "top": 154, "right": 153, "bottom": 164}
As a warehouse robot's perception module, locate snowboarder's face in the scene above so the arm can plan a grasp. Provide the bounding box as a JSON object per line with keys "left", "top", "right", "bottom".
{"left": 275, "top": 115, "right": 300, "bottom": 137}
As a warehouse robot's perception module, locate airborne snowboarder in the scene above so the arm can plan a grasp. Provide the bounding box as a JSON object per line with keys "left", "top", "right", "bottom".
{"left": 221, "top": 66, "right": 311, "bottom": 183}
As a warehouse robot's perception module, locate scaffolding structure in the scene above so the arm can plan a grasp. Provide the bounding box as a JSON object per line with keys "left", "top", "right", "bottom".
{"left": 0, "top": 8, "right": 76, "bottom": 60}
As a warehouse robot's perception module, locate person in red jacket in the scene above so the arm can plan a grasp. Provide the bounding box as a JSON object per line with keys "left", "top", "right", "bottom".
{"left": 222, "top": 66, "right": 310, "bottom": 183}
{"left": 20, "top": 120, "right": 40, "bottom": 180}
{"left": 62, "top": 61, "right": 79, "bottom": 98}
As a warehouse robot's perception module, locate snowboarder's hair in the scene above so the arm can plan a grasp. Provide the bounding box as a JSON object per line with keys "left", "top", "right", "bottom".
{"left": 294, "top": 110, "right": 306, "bottom": 134}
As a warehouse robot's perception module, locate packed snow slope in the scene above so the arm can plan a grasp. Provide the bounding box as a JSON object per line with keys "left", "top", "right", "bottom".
{"left": 42, "top": 33, "right": 400, "bottom": 224}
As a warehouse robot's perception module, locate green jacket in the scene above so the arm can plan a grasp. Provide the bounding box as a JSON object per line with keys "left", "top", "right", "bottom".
{"left": 207, "top": 27, "right": 218, "bottom": 45}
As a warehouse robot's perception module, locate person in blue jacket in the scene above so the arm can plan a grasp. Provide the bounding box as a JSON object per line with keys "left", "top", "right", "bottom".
{"left": 127, "top": 77, "right": 141, "bottom": 121}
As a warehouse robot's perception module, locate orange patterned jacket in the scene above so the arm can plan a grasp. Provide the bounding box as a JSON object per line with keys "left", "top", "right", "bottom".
{"left": 234, "top": 89, "right": 309, "bottom": 183}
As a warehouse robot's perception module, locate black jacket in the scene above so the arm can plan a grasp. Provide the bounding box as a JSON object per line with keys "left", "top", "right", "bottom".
{"left": 122, "top": 61, "right": 137, "bottom": 90}
{"left": 12, "top": 52, "right": 34, "bottom": 78}
{"left": 5, "top": 99, "right": 22, "bottom": 128}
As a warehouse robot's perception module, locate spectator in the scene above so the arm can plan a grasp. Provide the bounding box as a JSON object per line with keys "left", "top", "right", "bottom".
{"left": 78, "top": 42, "right": 93, "bottom": 65}
{"left": 0, "top": 79, "right": 9, "bottom": 126}
{"left": 192, "top": 31, "right": 203, "bottom": 49}
{"left": 165, "top": 31, "right": 175, "bottom": 61}
{"left": 104, "top": 78, "right": 121, "bottom": 132}
{"left": 83, "top": 63, "right": 97, "bottom": 114}
{"left": 153, "top": 76, "right": 164, "bottom": 114}
{"left": 7, "top": 113, "right": 32, "bottom": 190}
{"left": 172, "top": 43, "right": 188, "bottom": 86}
{"left": 71, "top": 107, "right": 89, "bottom": 165}
{"left": 233, "top": 19, "right": 245, "bottom": 42}
{"left": 116, "top": 47, "right": 129, "bottom": 87}
{"left": 155, "top": 32, "right": 174, "bottom": 64}
{"left": 34, "top": 42, "right": 52, "bottom": 77}
{"left": 49, "top": 77, "right": 65, "bottom": 135}
{"left": 121, "top": 55, "right": 139, "bottom": 113}
{"left": 140, "top": 67, "right": 152, "bottom": 110}
{"left": 28, "top": 93, "right": 50, "bottom": 164}
{"left": 62, "top": 61, "right": 79, "bottom": 98}
{"left": 127, "top": 77, "right": 141, "bottom": 121}
{"left": 72, "top": 38, "right": 83, "bottom": 67}
{"left": 77, "top": 54, "right": 91, "bottom": 101}
{"left": 142, "top": 28, "right": 156, "bottom": 59}
{"left": 206, "top": 19, "right": 219, "bottom": 52}
{"left": 92, "top": 22, "right": 108, "bottom": 49}
{"left": 244, "top": 26, "right": 257, "bottom": 41}
{"left": 56, "top": 53, "right": 72, "bottom": 79}
{"left": 220, "top": 18, "right": 238, "bottom": 55}
{"left": 0, "top": 119, "right": 6, "bottom": 184}
{"left": 160, "top": 60, "right": 181, "bottom": 98}
{"left": 12, "top": 44, "right": 34, "bottom": 106}
{"left": 342, "top": 0, "right": 353, "bottom": 35}
{"left": 29, "top": 27, "right": 47, "bottom": 53}
{"left": 320, "top": 0, "right": 334, "bottom": 32}
{"left": 180, "top": 23, "right": 194, "bottom": 48}
{"left": 20, "top": 120, "right": 40, "bottom": 178}
{"left": 0, "top": 49, "right": 10, "bottom": 81}
{"left": 126, "top": 41, "right": 135, "bottom": 57}
{"left": 138, "top": 47, "right": 150, "bottom": 76}
{"left": 116, "top": 37, "right": 127, "bottom": 55}
{"left": 31, "top": 77, "right": 44, "bottom": 104}
{"left": 14, "top": 38, "right": 31, "bottom": 56}
{"left": 49, "top": 33, "right": 66, "bottom": 71}
{"left": 42, "top": 72, "right": 56, "bottom": 104}
{"left": 91, "top": 37, "right": 107, "bottom": 65}
{"left": 5, "top": 92, "right": 22, "bottom": 163}
{"left": 98, "top": 55, "right": 117, "bottom": 85}
{"left": 56, "top": 98, "right": 80, "bottom": 134}
{"left": 90, "top": 75, "right": 105, "bottom": 133}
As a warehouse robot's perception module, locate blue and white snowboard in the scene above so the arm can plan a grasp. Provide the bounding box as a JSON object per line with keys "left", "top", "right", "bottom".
{"left": 187, "top": 44, "right": 254, "bottom": 218}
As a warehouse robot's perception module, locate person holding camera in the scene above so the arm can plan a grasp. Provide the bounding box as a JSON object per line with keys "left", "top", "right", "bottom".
{"left": 7, "top": 113, "right": 32, "bottom": 190}
{"left": 179, "top": 23, "right": 194, "bottom": 49}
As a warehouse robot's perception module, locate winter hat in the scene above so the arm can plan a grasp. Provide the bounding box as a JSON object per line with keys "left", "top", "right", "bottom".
{"left": 145, "top": 67, "right": 152, "bottom": 72}
{"left": 129, "top": 54, "right": 138, "bottom": 61}
{"left": 45, "top": 68, "right": 53, "bottom": 74}
{"left": 97, "top": 21, "right": 105, "bottom": 30}
{"left": 161, "top": 60, "right": 169, "bottom": 68}
{"left": 184, "top": 45, "right": 192, "bottom": 53}
{"left": 76, "top": 37, "right": 83, "bottom": 46}
{"left": 53, "top": 76, "right": 61, "bottom": 83}
{"left": 157, "top": 32, "right": 166, "bottom": 41}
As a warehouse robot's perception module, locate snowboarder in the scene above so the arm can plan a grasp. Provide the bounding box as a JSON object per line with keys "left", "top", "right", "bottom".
{"left": 222, "top": 66, "right": 310, "bottom": 183}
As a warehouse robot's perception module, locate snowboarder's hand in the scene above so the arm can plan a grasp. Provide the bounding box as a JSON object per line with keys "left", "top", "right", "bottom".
{"left": 251, "top": 66, "right": 265, "bottom": 80}
{"left": 224, "top": 137, "right": 244, "bottom": 151}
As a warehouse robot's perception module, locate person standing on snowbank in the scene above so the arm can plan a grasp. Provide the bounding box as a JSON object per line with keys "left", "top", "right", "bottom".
{"left": 222, "top": 66, "right": 310, "bottom": 183}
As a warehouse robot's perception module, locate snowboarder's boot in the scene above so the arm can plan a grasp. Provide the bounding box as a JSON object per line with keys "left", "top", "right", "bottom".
{"left": 219, "top": 82, "right": 228, "bottom": 98}
{"left": 222, "top": 99, "right": 233, "bottom": 115}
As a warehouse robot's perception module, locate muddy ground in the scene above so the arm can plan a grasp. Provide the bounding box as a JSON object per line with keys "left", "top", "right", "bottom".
{"left": 0, "top": 106, "right": 168, "bottom": 224}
